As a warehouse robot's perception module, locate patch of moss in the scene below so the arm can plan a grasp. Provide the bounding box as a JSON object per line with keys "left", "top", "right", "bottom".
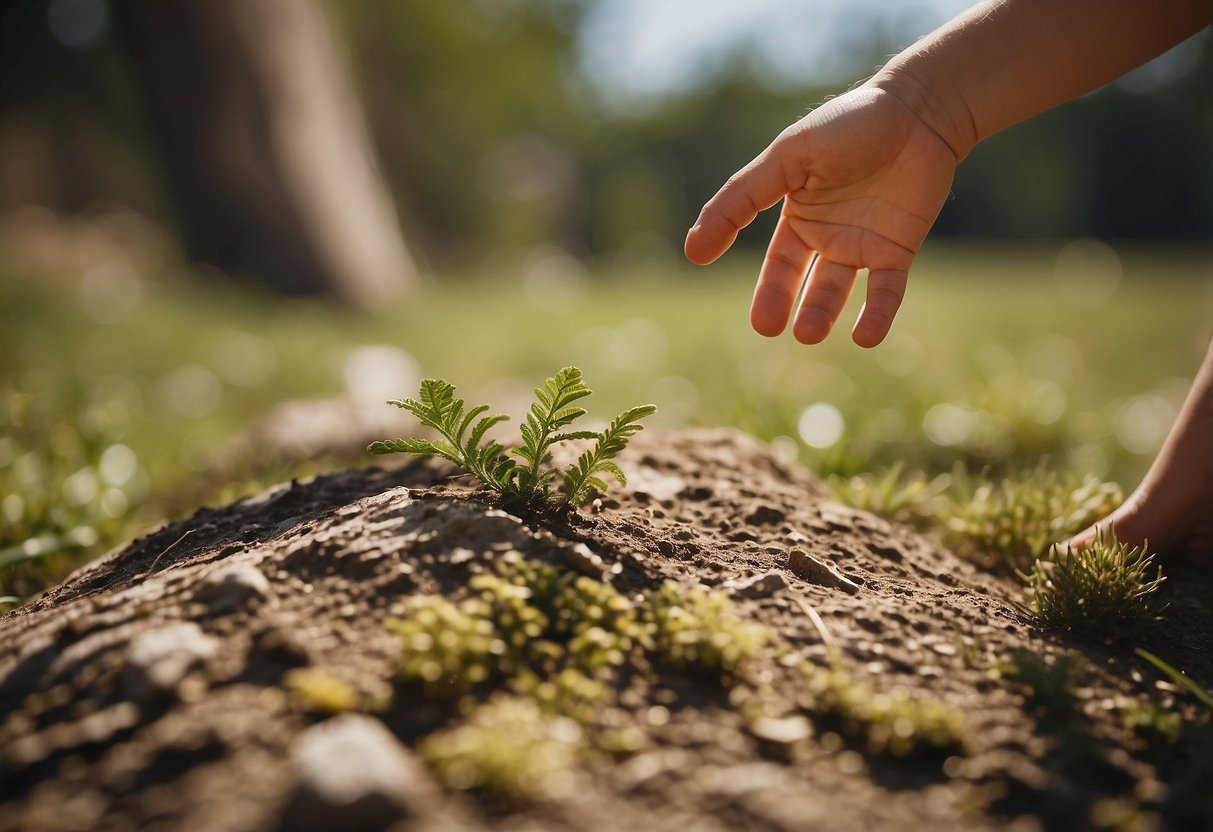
{"left": 1023, "top": 529, "right": 1165, "bottom": 642}
{"left": 391, "top": 553, "right": 768, "bottom": 704}
{"left": 941, "top": 466, "right": 1122, "bottom": 572}
{"left": 475, "top": 551, "right": 649, "bottom": 678}
{"left": 419, "top": 694, "right": 583, "bottom": 802}
{"left": 827, "top": 462, "right": 949, "bottom": 528}
{"left": 515, "top": 667, "right": 610, "bottom": 725}
{"left": 644, "top": 581, "right": 769, "bottom": 677}
{"left": 389, "top": 595, "right": 501, "bottom": 698}
{"left": 799, "top": 662, "right": 968, "bottom": 758}
{"left": 393, "top": 553, "right": 967, "bottom": 806}
{"left": 285, "top": 668, "right": 361, "bottom": 714}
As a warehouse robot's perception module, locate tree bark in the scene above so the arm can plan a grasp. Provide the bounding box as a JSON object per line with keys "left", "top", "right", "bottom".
{"left": 116, "top": 0, "right": 414, "bottom": 305}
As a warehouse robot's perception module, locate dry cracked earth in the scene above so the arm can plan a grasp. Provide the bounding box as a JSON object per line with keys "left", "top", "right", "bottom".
{"left": 1, "top": 428, "right": 1211, "bottom": 831}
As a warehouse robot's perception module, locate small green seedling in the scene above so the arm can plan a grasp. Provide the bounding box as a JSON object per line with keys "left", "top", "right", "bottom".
{"left": 369, "top": 367, "right": 655, "bottom": 506}
{"left": 1022, "top": 527, "right": 1165, "bottom": 641}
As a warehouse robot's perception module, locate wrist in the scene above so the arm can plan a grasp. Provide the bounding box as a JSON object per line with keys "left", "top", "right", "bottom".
{"left": 868, "top": 63, "right": 978, "bottom": 163}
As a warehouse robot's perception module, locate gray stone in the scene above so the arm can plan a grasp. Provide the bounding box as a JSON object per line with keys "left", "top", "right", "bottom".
{"left": 748, "top": 715, "right": 812, "bottom": 747}
{"left": 625, "top": 468, "right": 686, "bottom": 502}
{"left": 729, "top": 571, "right": 788, "bottom": 599}
{"left": 195, "top": 563, "right": 272, "bottom": 613}
{"left": 785, "top": 550, "right": 860, "bottom": 594}
{"left": 557, "top": 541, "right": 609, "bottom": 579}
{"left": 124, "top": 622, "right": 216, "bottom": 699}
{"left": 284, "top": 714, "right": 437, "bottom": 831}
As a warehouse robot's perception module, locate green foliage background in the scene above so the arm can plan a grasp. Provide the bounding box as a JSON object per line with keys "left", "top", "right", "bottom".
{"left": 4, "top": 245, "right": 1212, "bottom": 600}
{"left": 2, "top": 1, "right": 1210, "bottom": 263}
{"left": 2, "top": 0, "right": 1211, "bottom": 603}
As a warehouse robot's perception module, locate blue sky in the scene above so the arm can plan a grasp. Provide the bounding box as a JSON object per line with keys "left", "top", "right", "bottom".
{"left": 577, "top": 0, "right": 1208, "bottom": 104}
{"left": 577, "top": 0, "right": 974, "bottom": 102}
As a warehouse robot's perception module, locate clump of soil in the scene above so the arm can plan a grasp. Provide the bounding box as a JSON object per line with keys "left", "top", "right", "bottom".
{"left": 1, "top": 428, "right": 1210, "bottom": 832}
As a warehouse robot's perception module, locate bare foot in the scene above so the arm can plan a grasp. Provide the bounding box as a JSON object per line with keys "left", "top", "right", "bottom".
{"left": 1066, "top": 486, "right": 1213, "bottom": 563}
{"left": 1065, "top": 341, "right": 1213, "bottom": 562}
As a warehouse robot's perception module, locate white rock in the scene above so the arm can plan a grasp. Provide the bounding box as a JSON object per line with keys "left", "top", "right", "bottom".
{"left": 285, "top": 714, "right": 437, "bottom": 831}
{"left": 627, "top": 468, "right": 686, "bottom": 502}
{"left": 749, "top": 715, "right": 813, "bottom": 746}
{"left": 124, "top": 622, "right": 216, "bottom": 698}
{"left": 195, "top": 563, "right": 272, "bottom": 613}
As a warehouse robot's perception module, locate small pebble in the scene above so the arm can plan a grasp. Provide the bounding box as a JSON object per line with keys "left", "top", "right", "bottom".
{"left": 749, "top": 715, "right": 812, "bottom": 747}
{"left": 284, "top": 714, "right": 439, "bottom": 831}
{"left": 195, "top": 563, "right": 272, "bottom": 614}
{"left": 123, "top": 622, "right": 216, "bottom": 700}
{"left": 785, "top": 550, "right": 860, "bottom": 594}
{"left": 730, "top": 572, "right": 789, "bottom": 600}
{"left": 559, "top": 542, "right": 608, "bottom": 578}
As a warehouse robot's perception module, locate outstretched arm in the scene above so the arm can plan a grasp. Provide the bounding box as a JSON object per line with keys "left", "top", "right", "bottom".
{"left": 876, "top": 0, "right": 1213, "bottom": 160}
{"left": 686, "top": 0, "right": 1213, "bottom": 347}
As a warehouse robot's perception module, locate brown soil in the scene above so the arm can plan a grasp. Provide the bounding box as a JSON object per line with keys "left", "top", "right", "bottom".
{"left": 1, "top": 428, "right": 1210, "bottom": 832}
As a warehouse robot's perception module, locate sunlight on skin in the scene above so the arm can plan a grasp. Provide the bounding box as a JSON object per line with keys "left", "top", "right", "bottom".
{"left": 1066, "top": 340, "right": 1213, "bottom": 561}
{"left": 684, "top": 87, "right": 956, "bottom": 349}
{"left": 686, "top": 0, "right": 1213, "bottom": 563}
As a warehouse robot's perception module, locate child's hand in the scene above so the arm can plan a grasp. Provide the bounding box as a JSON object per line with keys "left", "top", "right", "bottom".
{"left": 685, "top": 85, "right": 958, "bottom": 347}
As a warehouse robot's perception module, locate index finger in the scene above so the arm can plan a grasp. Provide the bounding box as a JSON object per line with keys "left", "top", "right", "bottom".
{"left": 684, "top": 137, "right": 796, "bottom": 265}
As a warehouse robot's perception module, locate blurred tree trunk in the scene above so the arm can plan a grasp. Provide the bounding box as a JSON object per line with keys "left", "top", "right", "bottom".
{"left": 115, "top": 0, "right": 414, "bottom": 305}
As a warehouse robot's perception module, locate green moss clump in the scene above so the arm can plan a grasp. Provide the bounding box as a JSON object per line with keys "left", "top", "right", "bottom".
{"left": 391, "top": 554, "right": 768, "bottom": 699}
{"left": 389, "top": 595, "right": 501, "bottom": 698}
{"left": 827, "top": 462, "right": 949, "bottom": 528}
{"left": 477, "top": 551, "right": 649, "bottom": 677}
{"left": 392, "top": 551, "right": 970, "bottom": 806}
{"left": 396, "top": 564, "right": 774, "bottom": 803}
{"left": 285, "top": 668, "right": 362, "bottom": 714}
{"left": 515, "top": 667, "right": 609, "bottom": 725}
{"left": 1023, "top": 529, "right": 1165, "bottom": 641}
{"left": 941, "top": 466, "right": 1121, "bottom": 571}
{"left": 419, "top": 694, "right": 583, "bottom": 802}
{"left": 644, "top": 581, "right": 769, "bottom": 676}
{"left": 800, "top": 663, "right": 968, "bottom": 758}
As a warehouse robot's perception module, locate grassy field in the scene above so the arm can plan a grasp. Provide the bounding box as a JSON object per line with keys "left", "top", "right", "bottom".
{"left": 3, "top": 242, "right": 1211, "bottom": 600}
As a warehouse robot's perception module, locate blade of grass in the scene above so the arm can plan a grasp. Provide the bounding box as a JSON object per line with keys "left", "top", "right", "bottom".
{"left": 1135, "top": 647, "right": 1213, "bottom": 710}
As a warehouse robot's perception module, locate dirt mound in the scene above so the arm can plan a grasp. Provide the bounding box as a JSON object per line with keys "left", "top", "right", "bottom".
{"left": 1, "top": 428, "right": 1210, "bottom": 831}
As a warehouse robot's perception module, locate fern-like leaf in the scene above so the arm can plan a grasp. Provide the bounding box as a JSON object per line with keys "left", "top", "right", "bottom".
{"left": 370, "top": 368, "right": 655, "bottom": 509}
{"left": 563, "top": 404, "right": 656, "bottom": 504}
{"left": 367, "top": 438, "right": 410, "bottom": 454}
{"left": 466, "top": 413, "right": 510, "bottom": 459}
{"left": 369, "top": 379, "right": 511, "bottom": 489}
{"left": 511, "top": 367, "right": 596, "bottom": 500}
{"left": 550, "top": 430, "right": 599, "bottom": 443}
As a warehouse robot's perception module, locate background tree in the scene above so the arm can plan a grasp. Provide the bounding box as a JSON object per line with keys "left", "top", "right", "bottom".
{"left": 0, "top": 0, "right": 1208, "bottom": 284}
{"left": 114, "top": 0, "right": 414, "bottom": 304}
